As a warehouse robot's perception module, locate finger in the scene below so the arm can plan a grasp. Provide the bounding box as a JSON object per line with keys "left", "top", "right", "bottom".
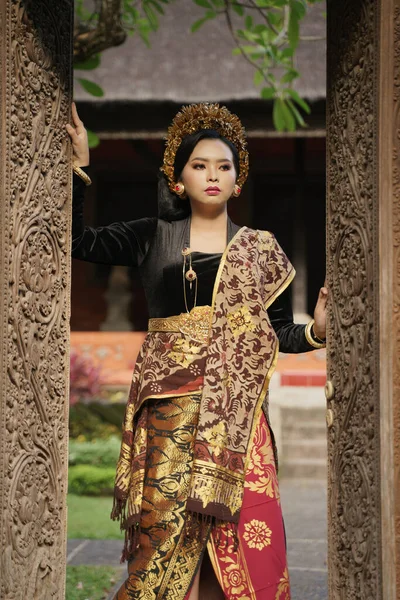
{"left": 71, "top": 102, "right": 83, "bottom": 128}
{"left": 65, "top": 123, "right": 78, "bottom": 141}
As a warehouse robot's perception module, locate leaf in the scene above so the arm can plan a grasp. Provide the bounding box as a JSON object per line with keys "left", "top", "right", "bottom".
{"left": 74, "top": 54, "right": 101, "bottom": 71}
{"left": 148, "top": 0, "right": 165, "bottom": 15}
{"left": 87, "top": 129, "right": 100, "bottom": 149}
{"left": 292, "top": 0, "right": 306, "bottom": 19}
{"left": 193, "top": 0, "right": 212, "bottom": 7}
{"left": 272, "top": 98, "right": 286, "bottom": 131}
{"left": 287, "top": 99, "right": 306, "bottom": 127}
{"left": 281, "top": 68, "right": 299, "bottom": 84}
{"left": 245, "top": 15, "right": 253, "bottom": 29}
{"left": 288, "top": 11, "right": 299, "bottom": 49}
{"left": 191, "top": 11, "right": 216, "bottom": 32}
{"left": 281, "top": 47, "right": 294, "bottom": 59}
{"left": 254, "top": 70, "right": 264, "bottom": 86}
{"left": 231, "top": 1, "right": 244, "bottom": 16}
{"left": 143, "top": 4, "right": 158, "bottom": 29}
{"left": 77, "top": 78, "right": 104, "bottom": 97}
{"left": 261, "top": 86, "right": 275, "bottom": 99}
{"left": 286, "top": 88, "right": 311, "bottom": 113}
{"left": 280, "top": 99, "right": 296, "bottom": 131}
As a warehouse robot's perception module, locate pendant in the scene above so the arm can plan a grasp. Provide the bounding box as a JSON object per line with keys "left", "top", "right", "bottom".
{"left": 185, "top": 268, "right": 197, "bottom": 282}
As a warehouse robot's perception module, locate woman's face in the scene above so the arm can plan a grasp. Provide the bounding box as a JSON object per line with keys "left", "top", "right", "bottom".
{"left": 180, "top": 138, "right": 237, "bottom": 210}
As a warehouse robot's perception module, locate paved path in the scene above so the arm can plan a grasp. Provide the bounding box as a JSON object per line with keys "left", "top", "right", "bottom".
{"left": 67, "top": 478, "right": 328, "bottom": 599}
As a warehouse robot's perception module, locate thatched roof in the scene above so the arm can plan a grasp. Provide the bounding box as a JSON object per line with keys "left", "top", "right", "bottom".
{"left": 74, "top": 1, "right": 326, "bottom": 104}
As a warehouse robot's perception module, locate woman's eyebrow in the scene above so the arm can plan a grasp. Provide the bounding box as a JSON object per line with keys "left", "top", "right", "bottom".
{"left": 190, "top": 157, "right": 233, "bottom": 163}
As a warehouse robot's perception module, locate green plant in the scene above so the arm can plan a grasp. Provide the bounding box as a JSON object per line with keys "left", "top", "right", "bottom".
{"left": 67, "top": 494, "right": 124, "bottom": 539}
{"left": 68, "top": 464, "right": 116, "bottom": 496}
{"left": 66, "top": 565, "right": 121, "bottom": 600}
{"left": 68, "top": 402, "right": 125, "bottom": 441}
{"left": 69, "top": 435, "right": 121, "bottom": 468}
{"left": 74, "top": 0, "right": 325, "bottom": 140}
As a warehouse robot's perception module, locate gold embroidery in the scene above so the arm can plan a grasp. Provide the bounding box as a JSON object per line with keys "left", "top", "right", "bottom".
{"left": 148, "top": 305, "right": 211, "bottom": 344}
{"left": 243, "top": 519, "right": 272, "bottom": 551}
{"left": 245, "top": 417, "right": 280, "bottom": 503}
{"left": 258, "top": 230, "right": 275, "bottom": 252}
{"left": 190, "top": 461, "right": 243, "bottom": 514}
{"left": 275, "top": 567, "right": 290, "bottom": 600}
{"left": 203, "top": 422, "right": 228, "bottom": 457}
{"left": 169, "top": 338, "right": 201, "bottom": 368}
{"left": 220, "top": 555, "right": 247, "bottom": 597}
{"left": 227, "top": 305, "right": 255, "bottom": 337}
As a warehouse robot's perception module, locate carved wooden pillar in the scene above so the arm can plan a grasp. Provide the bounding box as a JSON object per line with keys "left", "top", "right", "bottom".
{"left": 0, "top": 1, "right": 73, "bottom": 598}
{"left": 327, "top": 0, "right": 400, "bottom": 598}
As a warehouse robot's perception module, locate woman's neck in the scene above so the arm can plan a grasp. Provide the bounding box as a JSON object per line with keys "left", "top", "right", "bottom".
{"left": 189, "top": 208, "right": 228, "bottom": 253}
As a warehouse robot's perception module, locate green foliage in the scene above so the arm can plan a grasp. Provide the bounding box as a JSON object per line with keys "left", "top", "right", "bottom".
{"left": 67, "top": 494, "right": 124, "bottom": 539}
{"left": 73, "top": 0, "right": 325, "bottom": 133}
{"left": 69, "top": 435, "right": 121, "bottom": 468}
{"left": 66, "top": 565, "right": 120, "bottom": 599}
{"left": 76, "top": 78, "right": 104, "bottom": 97}
{"left": 69, "top": 402, "right": 125, "bottom": 441}
{"left": 68, "top": 464, "right": 116, "bottom": 496}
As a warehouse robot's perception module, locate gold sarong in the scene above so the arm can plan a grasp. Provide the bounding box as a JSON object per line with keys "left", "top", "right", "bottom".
{"left": 114, "top": 394, "right": 211, "bottom": 599}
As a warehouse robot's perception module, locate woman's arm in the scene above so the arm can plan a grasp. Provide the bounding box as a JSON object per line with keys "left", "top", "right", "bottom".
{"left": 68, "top": 103, "right": 157, "bottom": 266}
{"left": 267, "top": 287, "right": 325, "bottom": 353}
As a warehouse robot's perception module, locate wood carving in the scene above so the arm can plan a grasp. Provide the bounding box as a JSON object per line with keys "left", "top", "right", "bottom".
{"left": 0, "top": 1, "right": 72, "bottom": 598}
{"left": 327, "top": 0, "right": 381, "bottom": 597}
{"left": 393, "top": 4, "right": 400, "bottom": 591}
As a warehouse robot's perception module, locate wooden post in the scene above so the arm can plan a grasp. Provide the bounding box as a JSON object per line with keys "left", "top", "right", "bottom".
{"left": 0, "top": 1, "right": 73, "bottom": 597}
{"left": 326, "top": 0, "right": 400, "bottom": 597}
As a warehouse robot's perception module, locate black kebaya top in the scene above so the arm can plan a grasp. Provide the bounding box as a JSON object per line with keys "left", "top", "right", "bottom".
{"left": 71, "top": 170, "right": 315, "bottom": 353}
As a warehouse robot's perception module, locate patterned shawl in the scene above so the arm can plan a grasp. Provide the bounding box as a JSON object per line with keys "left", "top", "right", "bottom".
{"left": 111, "top": 227, "right": 294, "bottom": 559}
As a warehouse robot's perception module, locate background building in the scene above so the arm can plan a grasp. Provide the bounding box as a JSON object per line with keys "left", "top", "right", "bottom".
{"left": 71, "top": 0, "right": 326, "bottom": 332}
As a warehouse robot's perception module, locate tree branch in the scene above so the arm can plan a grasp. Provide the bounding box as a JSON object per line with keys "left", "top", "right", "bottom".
{"left": 74, "top": 0, "right": 126, "bottom": 63}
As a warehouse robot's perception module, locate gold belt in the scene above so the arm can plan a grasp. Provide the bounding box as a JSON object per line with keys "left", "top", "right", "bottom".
{"left": 148, "top": 305, "right": 211, "bottom": 344}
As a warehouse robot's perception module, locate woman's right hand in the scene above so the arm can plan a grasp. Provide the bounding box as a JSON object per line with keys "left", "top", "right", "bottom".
{"left": 66, "top": 102, "right": 90, "bottom": 167}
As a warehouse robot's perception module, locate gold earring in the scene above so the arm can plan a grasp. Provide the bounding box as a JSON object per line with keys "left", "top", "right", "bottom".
{"left": 232, "top": 184, "right": 241, "bottom": 197}
{"left": 174, "top": 182, "right": 185, "bottom": 196}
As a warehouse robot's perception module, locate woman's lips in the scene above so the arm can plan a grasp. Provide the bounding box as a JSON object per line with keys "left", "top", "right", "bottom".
{"left": 205, "top": 187, "right": 221, "bottom": 196}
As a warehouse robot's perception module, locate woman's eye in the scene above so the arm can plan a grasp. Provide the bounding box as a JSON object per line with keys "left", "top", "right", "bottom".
{"left": 193, "top": 163, "right": 205, "bottom": 169}
{"left": 220, "top": 164, "right": 231, "bottom": 171}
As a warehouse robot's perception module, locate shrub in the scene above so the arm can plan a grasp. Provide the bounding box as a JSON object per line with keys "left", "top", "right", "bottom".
{"left": 68, "top": 464, "right": 116, "bottom": 496}
{"left": 69, "top": 436, "right": 121, "bottom": 468}
{"left": 69, "top": 402, "right": 125, "bottom": 441}
{"left": 70, "top": 349, "right": 103, "bottom": 405}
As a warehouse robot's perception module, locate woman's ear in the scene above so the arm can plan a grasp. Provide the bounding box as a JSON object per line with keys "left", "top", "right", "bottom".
{"left": 232, "top": 184, "right": 241, "bottom": 197}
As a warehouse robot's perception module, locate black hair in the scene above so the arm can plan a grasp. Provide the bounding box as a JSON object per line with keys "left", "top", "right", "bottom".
{"left": 157, "top": 129, "right": 240, "bottom": 221}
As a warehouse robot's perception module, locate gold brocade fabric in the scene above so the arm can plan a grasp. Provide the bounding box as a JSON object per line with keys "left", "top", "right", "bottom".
{"left": 112, "top": 227, "right": 295, "bottom": 554}
{"left": 114, "top": 394, "right": 210, "bottom": 600}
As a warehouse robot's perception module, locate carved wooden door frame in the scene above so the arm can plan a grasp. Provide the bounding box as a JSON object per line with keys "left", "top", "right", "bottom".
{"left": 326, "top": 0, "right": 400, "bottom": 597}
{"left": 0, "top": 1, "right": 73, "bottom": 598}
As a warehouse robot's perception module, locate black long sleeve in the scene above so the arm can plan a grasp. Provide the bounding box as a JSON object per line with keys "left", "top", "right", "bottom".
{"left": 72, "top": 169, "right": 157, "bottom": 267}
{"left": 71, "top": 172, "right": 323, "bottom": 344}
{"left": 267, "top": 287, "right": 316, "bottom": 353}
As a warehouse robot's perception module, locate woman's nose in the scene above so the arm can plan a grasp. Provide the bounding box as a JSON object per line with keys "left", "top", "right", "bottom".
{"left": 207, "top": 169, "right": 219, "bottom": 181}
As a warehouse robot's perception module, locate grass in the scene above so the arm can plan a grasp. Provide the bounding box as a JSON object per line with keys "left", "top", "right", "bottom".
{"left": 66, "top": 565, "right": 121, "bottom": 600}
{"left": 67, "top": 494, "right": 123, "bottom": 540}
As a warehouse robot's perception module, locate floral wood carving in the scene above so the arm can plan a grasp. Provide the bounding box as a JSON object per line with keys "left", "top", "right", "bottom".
{"left": 327, "top": 0, "right": 381, "bottom": 597}
{"left": 393, "top": 4, "right": 400, "bottom": 592}
{"left": 0, "top": 1, "right": 72, "bottom": 598}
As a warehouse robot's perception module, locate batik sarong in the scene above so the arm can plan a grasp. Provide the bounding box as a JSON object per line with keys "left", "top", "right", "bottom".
{"left": 114, "top": 394, "right": 290, "bottom": 599}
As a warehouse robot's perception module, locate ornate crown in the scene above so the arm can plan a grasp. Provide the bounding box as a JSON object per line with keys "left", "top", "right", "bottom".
{"left": 161, "top": 103, "right": 249, "bottom": 192}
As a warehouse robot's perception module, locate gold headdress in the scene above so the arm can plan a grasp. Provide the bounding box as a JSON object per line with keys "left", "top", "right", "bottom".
{"left": 161, "top": 103, "right": 249, "bottom": 193}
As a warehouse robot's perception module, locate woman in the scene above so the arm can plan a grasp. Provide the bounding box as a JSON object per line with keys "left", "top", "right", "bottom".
{"left": 67, "top": 102, "right": 327, "bottom": 600}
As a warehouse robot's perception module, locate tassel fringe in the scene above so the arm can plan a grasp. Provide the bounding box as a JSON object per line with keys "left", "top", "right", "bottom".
{"left": 184, "top": 511, "right": 239, "bottom": 551}
{"left": 110, "top": 493, "right": 140, "bottom": 563}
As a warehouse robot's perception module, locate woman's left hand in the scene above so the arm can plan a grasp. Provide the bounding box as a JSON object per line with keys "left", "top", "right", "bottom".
{"left": 313, "top": 286, "right": 328, "bottom": 339}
